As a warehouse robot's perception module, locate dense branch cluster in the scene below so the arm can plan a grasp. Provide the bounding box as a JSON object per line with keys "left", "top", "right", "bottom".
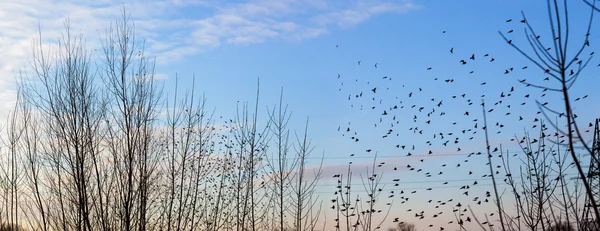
{"left": 0, "top": 11, "right": 324, "bottom": 231}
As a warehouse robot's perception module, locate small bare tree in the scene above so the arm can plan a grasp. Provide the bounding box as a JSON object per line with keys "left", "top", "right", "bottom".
{"left": 289, "top": 118, "right": 324, "bottom": 231}
{"left": 0, "top": 92, "right": 26, "bottom": 230}
{"left": 357, "top": 154, "right": 392, "bottom": 231}
{"left": 332, "top": 154, "right": 391, "bottom": 231}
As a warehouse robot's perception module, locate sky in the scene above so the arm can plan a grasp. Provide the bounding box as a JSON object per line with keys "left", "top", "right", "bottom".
{"left": 1, "top": 0, "right": 600, "bottom": 230}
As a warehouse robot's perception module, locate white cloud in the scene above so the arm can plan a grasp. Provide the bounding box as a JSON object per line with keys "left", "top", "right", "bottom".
{"left": 154, "top": 73, "right": 170, "bottom": 80}
{"left": 312, "top": 1, "right": 419, "bottom": 28}
{"left": 177, "top": 0, "right": 420, "bottom": 52}
{"left": 0, "top": 0, "right": 418, "bottom": 120}
{"left": 1, "top": 0, "right": 418, "bottom": 71}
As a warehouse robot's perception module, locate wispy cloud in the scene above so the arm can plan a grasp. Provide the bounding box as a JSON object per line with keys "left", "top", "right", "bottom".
{"left": 312, "top": 1, "right": 418, "bottom": 28}
{"left": 186, "top": 0, "right": 419, "bottom": 47}
{"left": 0, "top": 0, "right": 417, "bottom": 116}
{"left": 2, "top": 0, "right": 419, "bottom": 66}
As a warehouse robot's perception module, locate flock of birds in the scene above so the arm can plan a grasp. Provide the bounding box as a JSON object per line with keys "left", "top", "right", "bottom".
{"left": 327, "top": 17, "right": 597, "bottom": 230}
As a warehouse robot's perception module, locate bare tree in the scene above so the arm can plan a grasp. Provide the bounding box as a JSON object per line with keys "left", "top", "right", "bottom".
{"left": 0, "top": 91, "right": 25, "bottom": 230}
{"left": 100, "top": 9, "right": 161, "bottom": 231}
{"left": 498, "top": 0, "right": 600, "bottom": 225}
{"left": 289, "top": 118, "right": 323, "bottom": 231}
{"left": 264, "top": 88, "right": 296, "bottom": 231}
{"left": 7, "top": 8, "right": 331, "bottom": 231}
{"left": 331, "top": 154, "right": 391, "bottom": 231}
{"left": 228, "top": 81, "right": 271, "bottom": 231}
{"left": 463, "top": 118, "right": 592, "bottom": 231}
{"left": 156, "top": 76, "right": 216, "bottom": 231}
{"left": 498, "top": 121, "right": 579, "bottom": 230}
{"left": 261, "top": 88, "right": 324, "bottom": 231}
{"left": 17, "top": 88, "right": 49, "bottom": 231}
{"left": 357, "top": 154, "right": 392, "bottom": 231}
{"left": 333, "top": 164, "right": 358, "bottom": 231}
{"left": 21, "top": 18, "right": 108, "bottom": 231}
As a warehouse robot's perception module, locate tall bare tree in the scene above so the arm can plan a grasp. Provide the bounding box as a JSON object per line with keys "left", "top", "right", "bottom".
{"left": 156, "top": 76, "right": 216, "bottom": 231}
{"left": 499, "top": 0, "right": 600, "bottom": 226}
{"left": 22, "top": 18, "right": 108, "bottom": 231}
{"left": 100, "top": 9, "right": 162, "bottom": 231}
{"left": 228, "top": 82, "right": 271, "bottom": 231}
{"left": 264, "top": 88, "right": 296, "bottom": 231}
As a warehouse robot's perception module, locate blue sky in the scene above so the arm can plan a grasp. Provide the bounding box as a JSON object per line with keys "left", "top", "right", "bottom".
{"left": 2, "top": 0, "right": 600, "bottom": 230}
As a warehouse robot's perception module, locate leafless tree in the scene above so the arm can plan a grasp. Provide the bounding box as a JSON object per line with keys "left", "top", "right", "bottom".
{"left": 463, "top": 118, "right": 591, "bottom": 231}
{"left": 331, "top": 154, "right": 391, "bottom": 231}
{"left": 289, "top": 118, "right": 323, "bottom": 231}
{"left": 333, "top": 164, "right": 358, "bottom": 231}
{"left": 17, "top": 88, "right": 48, "bottom": 231}
{"left": 156, "top": 76, "right": 216, "bottom": 231}
{"left": 100, "top": 9, "right": 162, "bottom": 231}
{"left": 357, "top": 154, "right": 392, "bottom": 231}
{"left": 498, "top": 0, "right": 600, "bottom": 225}
{"left": 6, "top": 7, "right": 333, "bottom": 231}
{"left": 497, "top": 120, "right": 583, "bottom": 230}
{"left": 264, "top": 88, "right": 296, "bottom": 231}
{"left": 261, "top": 88, "right": 324, "bottom": 231}
{"left": 228, "top": 82, "right": 271, "bottom": 231}
{"left": 21, "top": 18, "right": 108, "bottom": 231}
{"left": 0, "top": 92, "right": 25, "bottom": 230}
